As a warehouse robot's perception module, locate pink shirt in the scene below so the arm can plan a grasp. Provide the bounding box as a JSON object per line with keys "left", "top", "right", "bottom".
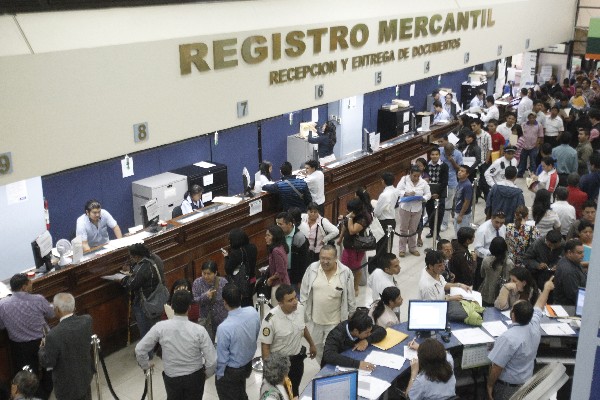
{"left": 268, "top": 245, "right": 290, "bottom": 285}
{"left": 521, "top": 122, "right": 544, "bottom": 150}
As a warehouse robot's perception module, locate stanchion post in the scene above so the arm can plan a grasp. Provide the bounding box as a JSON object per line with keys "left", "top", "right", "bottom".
{"left": 386, "top": 225, "right": 394, "bottom": 253}
{"left": 432, "top": 199, "right": 440, "bottom": 249}
{"left": 252, "top": 294, "right": 269, "bottom": 372}
{"left": 471, "top": 177, "right": 479, "bottom": 229}
{"left": 145, "top": 367, "right": 154, "bottom": 400}
{"left": 91, "top": 334, "right": 102, "bottom": 400}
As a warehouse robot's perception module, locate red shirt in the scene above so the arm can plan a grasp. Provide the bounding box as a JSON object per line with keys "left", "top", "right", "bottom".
{"left": 491, "top": 132, "right": 505, "bottom": 152}
{"left": 567, "top": 186, "right": 588, "bottom": 219}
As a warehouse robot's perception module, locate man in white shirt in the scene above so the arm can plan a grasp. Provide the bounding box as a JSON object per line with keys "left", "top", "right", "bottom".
{"left": 368, "top": 253, "right": 401, "bottom": 302}
{"left": 484, "top": 146, "right": 519, "bottom": 188}
{"left": 470, "top": 89, "right": 485, "bottom": 109}
{"left": 433, "top": 100, "right": 450, "bottom": 123}
{"left": 300, "top": 245, "right": 355, "bottom": 364}
{"left": 543, "top": 105, "right": 564, "bottom": 148}
{"left": 517, "top": 88, "right": 533, "bottom": 124}
{"left": 551, "top": 187, "right": 576, "bottom": 237}
{"left": 473, "top": 211, "right": 506, "bottom": 288}
{"left": 136, "top": 290, "right": 217, "bottom": 400}
{"left": 396, "top": 166, "right": 431, "bottom": 257}
{"left": 419, "top": 250, "right": 470, "bottom": 301}
{"left": 374, "top": 172, "right": 398, "bottom": 249}
{"left": 533, "top": 100, "right": 546, "bottom": 127}
{"left": 303, "top": 160, "right": 325, "bottom": 214}
{"left": 497, "top": 113, "right": 516, "bottom": 143}
{"left": 481, "top": 95, "right": 499, "bottom": 125}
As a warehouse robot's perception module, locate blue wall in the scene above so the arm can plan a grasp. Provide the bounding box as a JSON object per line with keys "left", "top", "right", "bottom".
{"left": 42, "top": 67, "right": 476, "bottom": 242}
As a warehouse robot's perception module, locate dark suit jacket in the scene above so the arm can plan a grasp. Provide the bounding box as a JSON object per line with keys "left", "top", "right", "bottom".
{"left": 39, "top": 314, "right": 93, "bottom": 400}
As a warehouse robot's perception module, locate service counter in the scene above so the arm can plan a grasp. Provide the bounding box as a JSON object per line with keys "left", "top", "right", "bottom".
{"left": 0, "top": 121, "right": 457, "bottom": 385}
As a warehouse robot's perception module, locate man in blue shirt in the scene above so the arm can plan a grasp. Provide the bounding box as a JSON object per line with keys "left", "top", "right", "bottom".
{"left": 75, "top": 199, "right": 122, "bottom": 251}
{"left": 487, "top": 277, "right": 555, "bottom": 400}
{"left": 439, "top": 141, "right": 463, "bottom": 231}
{"left": 579, "top": 152, "right": 600, "bottom": 202}
{"left": 552, "top": 132, "right": 578, "bottom": 186}
{"left": 263, "top": 162, "right": 313, "bottom": 212}
{"left": 215, "top": 284, "right": 260, "bottom": 400}
{"left": 454, "top": 165, "right": 473, "bottom": 232}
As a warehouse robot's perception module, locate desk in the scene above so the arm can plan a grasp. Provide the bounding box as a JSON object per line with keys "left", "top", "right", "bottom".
{"left": 0, "top": 123, "right": 457, "bottom": 386}
{"left": 300, "top": 307, "right": 579, "bottom": 399}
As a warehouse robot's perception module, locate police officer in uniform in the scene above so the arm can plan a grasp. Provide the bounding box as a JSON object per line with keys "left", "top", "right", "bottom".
{"left": 484, "top": 146, "right": 518, "bottom": 188}
{"left": 260, "top": 284, "right": 317, "bottom": 397}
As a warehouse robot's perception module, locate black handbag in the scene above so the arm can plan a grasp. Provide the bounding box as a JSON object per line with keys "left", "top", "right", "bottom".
{"left": 347, "top": 228, "right": 377, "bottom": 251}
{"left": 228, "top": 249, "right": 252, "bottom": 298}
{"left": 254, "top": 272, "right": 271, "bottom": 300}
{"left": 139, "top": 261, "right": 169, "bottom": 319}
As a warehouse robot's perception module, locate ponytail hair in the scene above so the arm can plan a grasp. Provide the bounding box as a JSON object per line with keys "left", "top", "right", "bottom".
{"left": 372, "top": 286, "right": 401, "bottom": 325}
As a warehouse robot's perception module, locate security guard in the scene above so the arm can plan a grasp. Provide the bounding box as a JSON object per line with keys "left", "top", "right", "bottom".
{"left": 260, "top": 284, "right": 317, "bottom": 397}
{"left": 484, "top": 145, "right": 518, "bottom": 188}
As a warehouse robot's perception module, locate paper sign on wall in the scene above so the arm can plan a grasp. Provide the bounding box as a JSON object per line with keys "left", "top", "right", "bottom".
{"left": 6, "top": 180, "right": 28, "bottom": 205}
{"left": 202, "top": 191, "right": 213, "bottom": 203}
{"left": 311, "top": 108, "right": 319, "bottom": 122}
{"left": 410, "top": 84, "right": 415, "bottom": 97}
{"left": 249, "top": 199, "right": 262, "bottom": 216}
{"left": 121, "top": 157, "right": 134, "bottom": 178}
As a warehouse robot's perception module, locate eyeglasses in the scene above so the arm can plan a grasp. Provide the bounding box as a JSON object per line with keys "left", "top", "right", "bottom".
{"left": 493, "top": 211, "right": 506, "bottom": 217}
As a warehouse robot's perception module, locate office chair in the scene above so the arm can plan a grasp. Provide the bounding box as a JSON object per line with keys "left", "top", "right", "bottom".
{"left": 171, "top": 206, "right": 183, "bottom": 219}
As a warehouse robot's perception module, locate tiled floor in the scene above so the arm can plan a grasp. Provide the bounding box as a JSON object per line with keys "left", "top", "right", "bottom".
{"left": 78, "top": 179, "right": 514, "bottom": 400}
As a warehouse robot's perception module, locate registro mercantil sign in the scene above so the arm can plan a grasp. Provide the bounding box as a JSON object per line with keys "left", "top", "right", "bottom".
{"left": 179, "top": 9, "right": 495, "bottom": 85}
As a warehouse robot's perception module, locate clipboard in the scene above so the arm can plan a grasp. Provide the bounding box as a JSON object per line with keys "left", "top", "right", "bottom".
{"left": 372, "top": 328, "right": 408, "bottom": 350}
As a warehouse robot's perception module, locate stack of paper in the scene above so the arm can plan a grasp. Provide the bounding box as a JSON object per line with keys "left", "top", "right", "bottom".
{"left": 450, "top": 287, "right": 482, "bottom": 306}
{"left": 548, "top": 305, "right": 569, "bottom": 318}
{"left": 358, "top": 376, "right": 392, "bottom": 400}
{"left": 102, "top": 231, "right": 152, "bottom": 251}
{"left": 364, "top": 351, "right": 406, "bottom": 370}
{"left": 541, "top": 323, "right": 576, "bottom": 336}
{"left": 453, "top": 328, "right": 495, "bottom": 345}
{"left": 482, "top": 321, "right": 508, "bottom": 337}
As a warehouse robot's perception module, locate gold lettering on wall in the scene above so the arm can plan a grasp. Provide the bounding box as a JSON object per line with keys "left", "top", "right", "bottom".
{"left": 178, "top": 8, "right": 495, "bottom": 75}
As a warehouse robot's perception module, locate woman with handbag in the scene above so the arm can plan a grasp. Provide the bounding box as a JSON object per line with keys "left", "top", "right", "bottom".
{"left": 121, "top": 243, "right": 166, "bottom": 340}
{"left": 339, "top": 197, "right": 373, "bottom": 296}
{"left": 264, "top": 225, "right": 290, "bottom": 302}
{"left": 479, "top": 237, "right": 514, "bottom": 306}
{"left": 299, "top": 202, "right": 340, "bottom": 263}
{"left": 223, "top": 228, "right": 258, "bottom": 307}
{"left": 192, "top": 260, "right": 228, "bottom": 342}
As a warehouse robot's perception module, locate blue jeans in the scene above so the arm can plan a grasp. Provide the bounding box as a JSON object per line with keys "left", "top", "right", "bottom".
{"left": 454, "top": 213, "right": 472, "bottom": 233}
{"left": 517, "top": 147, "right": 538, "bottom": 176}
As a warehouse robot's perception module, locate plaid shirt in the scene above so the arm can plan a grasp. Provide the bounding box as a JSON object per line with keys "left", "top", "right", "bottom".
{"left": 0, "top": 291, "right": 54, "bottom": 342}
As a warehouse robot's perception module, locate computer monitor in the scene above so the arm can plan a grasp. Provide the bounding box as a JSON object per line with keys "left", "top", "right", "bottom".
{"left": 31, "top": 230, "right": 53, "bottom": 272}
{"left": 576, "top": 287, "right": 585, "bottom": 317}
{"left": 141, "top": 198, "right": 160, "bottom": 230}
{"left": 408, "top": 300, "right": 448, "bottom": 334}
{"left": 312, "top": 371, "right": 358, "bottom": 400}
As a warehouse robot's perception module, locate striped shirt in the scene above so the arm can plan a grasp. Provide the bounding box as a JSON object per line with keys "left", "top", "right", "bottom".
{"left": 263, "top": 176, "right": 312, "bottom": 212}
{"left": 475, "top": 131, "right": 493, "bottom": 162}
{"left": 0, "top": 291, "right": 54, "bottom": 342}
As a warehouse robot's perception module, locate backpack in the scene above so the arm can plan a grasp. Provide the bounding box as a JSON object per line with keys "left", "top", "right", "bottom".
{"left": 227, "top": 249, "right": 252, "bottom": 298}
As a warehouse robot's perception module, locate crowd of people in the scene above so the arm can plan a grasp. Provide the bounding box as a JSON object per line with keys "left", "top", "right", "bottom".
{"left": 1, "top": 71, "right": 599, "bottom": 400}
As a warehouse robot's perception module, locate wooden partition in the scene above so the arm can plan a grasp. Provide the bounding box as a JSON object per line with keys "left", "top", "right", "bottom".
{"left": 0, "top": 122, "right": 456, "bottom": 385}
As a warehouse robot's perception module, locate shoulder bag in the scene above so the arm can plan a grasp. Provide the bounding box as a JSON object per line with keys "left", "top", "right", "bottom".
{"left": 198, "top": 276, "right": 220, "bottom": 342}
{"left": 139, "top": 260, "right": 169, "bottom": 320}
